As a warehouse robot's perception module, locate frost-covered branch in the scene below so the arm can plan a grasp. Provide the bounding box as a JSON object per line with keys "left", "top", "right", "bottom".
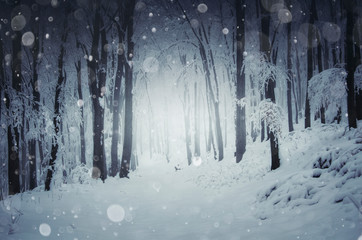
{"left": 308, "top": 67, "right": 347, "bottom": 113}
{"left": 243, "top": 52, "right": 288, "bottom": 94}
{"left": 259, "top": 99, "right": 284, "bottom": 139}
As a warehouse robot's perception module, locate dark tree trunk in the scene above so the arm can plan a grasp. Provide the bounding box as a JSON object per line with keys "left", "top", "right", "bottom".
{"left": 355, "top": 23, "right": 362, "bottom": 120}
{"left": 45, "top": 24, "right": 68, "bottom": 191}
{"left": 305, "top": 1, "right": 315, "bottom": 129}
{"left": 286, "top": 1, "right": 294, "bottom": 132}
{"left": 313, "top": 0, "right": 326, "bottom": 124}
{"left": 110, "top": 20, "right": 126, "bottom": 177}
{"left": 256, "top": 0, "right": 265, "bottom": 142}
{"left": 345, "top": 0, "right": 357, "bottom": 129}
{"left": 291, "top": 75, "right": 299, "bottom": 125}
{"left": 87, "top": 0, "right": 107, "bottom": 181}
{"left": 120, "top": 62, "right": 133, "bottom": 178}
{"left": 295, "top": 47, "right": 302, "bottom": 116}
{"left": 356, "top": 90, "right": 362, "bottom": 120}
{"left": 27, "top": 16, "right": 41, "bottom": 190}
{"left": 260, "top": 0, "right": 280, "bottom": 170}
{"left": 110, "top": 50, "right": 124, "bottom": 177}
{"left": 8, "top": 26, "right": 22, "bottom": 195}
{"left": 120, "top": 0, "right": 135, "bottom": 178}
{"left": 235, "top": 0, "right": 246, "bottom": 163}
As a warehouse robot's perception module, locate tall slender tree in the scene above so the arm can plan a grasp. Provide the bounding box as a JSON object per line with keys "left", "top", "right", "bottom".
{"left": 305, "top": 0, "right": 315, "bottom": 129}
{"left": 120, "top": 0, "right": 136, "bottom": 178}
{"left": 74, "top": 40, "right": 86, "bottom": 166}
{"left": 235, "top": 0, "right": 246, "bottom": 163}
{"left": 45, "top": 16, "right": 69, "bottom": 191}
{"left": 7, "top": 3, "right": 22, "bottom": 195}
{"left": 344, "top": 0, "right": 357, "bottom": 129}
{"left": 286, "top": 0, "right": 294, "bottom": 132}
{"left": 260, "top": 0, "right": 280, "bottom": 170}
{"left": 86, "top": 0, "right": 108, "bottom": 181}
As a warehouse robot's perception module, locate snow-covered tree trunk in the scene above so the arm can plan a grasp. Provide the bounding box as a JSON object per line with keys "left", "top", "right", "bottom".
{"left": 45, "top": 21, "right": 69, "bottom": 191}
{"left": 110, "top": 22, "right": 125, "bottom": 177}
{"left": 75, "top": 58, "right": 86, "bottom": 166}
{"left": 286, "top": 0, "right": 294, "bottom": 132}
{"left": 194, "top": 81, "right": 201, "bottom": 157}
{"left": 260, "top": 0, "right": 280, "bottom": 170}
{"left": 8, "top": 16, "right": 22, "bottom": 195}
{"left": 29, "top": 16, "right": 41, "bottom": 190}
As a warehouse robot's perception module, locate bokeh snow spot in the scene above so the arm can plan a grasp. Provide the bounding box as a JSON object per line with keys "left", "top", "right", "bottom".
{"left": 278, "top": 9, "right": 292, "bottom": 23}
{"left": 22, "top": 31, "right": 35, "bottom": 46}
{"left": 39, "top": 223, "right": 51, "bottom": 237}
{"left": 107, "top": 204, "right": 125, "bottom": 222}
{"left": 222, "top": 28, "right": 229, "bottom": 35}
{"left": 135, "top": 1, "right": 146, "bottom": 12}
{"left": 143, "top": 57, "right": 159, "bottom": 73}
{"left": 190, "top": 19, "right": 199, "bottom": 28}
{"left": 11, "top": 15, "right": 26, "bottom": 31}
{"left": 77, "top": 99, "right": 84, "bottom": 107}
{"left": 322, "top": 22, "right": 341, "bottom": 43}
{"left": 197, "top": 3, "right": 208, "bottom": 13}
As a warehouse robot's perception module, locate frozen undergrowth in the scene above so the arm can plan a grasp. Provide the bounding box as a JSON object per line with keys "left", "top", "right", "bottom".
{"left": 255, "top": 123, "right": 362, "bottom": 220}
{"left": 0, "top": 122, "right": 361, "bottom": 240}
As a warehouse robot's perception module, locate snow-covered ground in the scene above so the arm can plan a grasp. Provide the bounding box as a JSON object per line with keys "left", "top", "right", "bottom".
{"left": 1, "top": 122, "right": 362, "bottom": 240}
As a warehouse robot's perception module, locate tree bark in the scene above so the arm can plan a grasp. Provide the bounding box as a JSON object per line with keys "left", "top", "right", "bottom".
{"left": 75, "top": 59, "right": 86, "bottom": 165}
{"left": 8, "top": 23, "right": 22, "bottom": 195}
{"left": 120, "top": 0, "right": 135, "bottom": 178}
{"left": 260, "top": 0, "right": 280, "bottom": 170}
{"left": 110, "top": 20, "right": 126, "bottom": 177}
{"left": 286, "top": 0, "right": 294, "bottom": 132}
{"left": 235, "top": 0, "right": 246, "bottom": 163}
{"left": 194, "top": 81, "right": 201, "bottom": 157}
{"left": 27, "top": 15, "right": 42, "bottom": 190}
{"left": 345, "top": 0, "right": 357, "bottom": 128}
{"left": 87, "top": 0, "right": 107, "bottom": 181}
{"left": 305, "top": 0, "right": 315, "bottom": 129}
{"left": 45, "top": 24, "right": 69, "bottom": 191}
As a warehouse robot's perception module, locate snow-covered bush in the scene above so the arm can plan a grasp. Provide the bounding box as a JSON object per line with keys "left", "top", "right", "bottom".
{"left": 69, "top": 164, "right": 92, "bottom": 184}
{"left": 308, "top": 67, "right": 346, "bottom": 114}
{"left": 259, "top": 99, "right": 284, "bottom": 139}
